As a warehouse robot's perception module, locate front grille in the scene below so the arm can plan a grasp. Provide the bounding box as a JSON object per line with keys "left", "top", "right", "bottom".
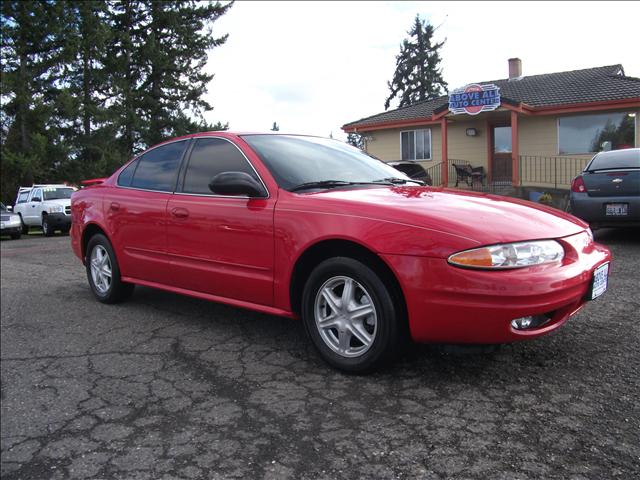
{"left": 0, "top": 215, "right": 9, "bottom": 221}
{"left": 65, "top": 206, "right": 71, "bottom": 215}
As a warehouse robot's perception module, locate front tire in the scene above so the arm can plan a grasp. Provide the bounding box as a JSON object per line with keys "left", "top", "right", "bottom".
{"left": 42, "top": 215, "right": 54, "bottom": 237}
{"left": 10, "top": 232, "right": 21, "bottom": 240}
{"left": 86, "top": 233, "right": 134, "bottom": 303}
{"left": 301, "top": 257, "right": 400, "bottom": 373}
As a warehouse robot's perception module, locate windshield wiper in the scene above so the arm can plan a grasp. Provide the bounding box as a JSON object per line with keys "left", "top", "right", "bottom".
{"left": 290, "top": 180, "right": 398, "bottom": 192}
{"left": 373, "top": 177, "right": 424, "bottom": 185}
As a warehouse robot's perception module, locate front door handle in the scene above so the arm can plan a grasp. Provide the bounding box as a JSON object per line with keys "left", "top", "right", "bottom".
{"left": 110, "top": 202, "right": 120, "bottom": 211}
{"left": 171, "top": 207, "right": 189, "bottom": 219}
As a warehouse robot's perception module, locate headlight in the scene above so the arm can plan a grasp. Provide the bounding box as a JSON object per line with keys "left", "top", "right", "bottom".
{"left": 48, "top": 205, "right": 63, "bottom": 213}
{"left": 448, "top": 240, "right": 564, "bottom": 269}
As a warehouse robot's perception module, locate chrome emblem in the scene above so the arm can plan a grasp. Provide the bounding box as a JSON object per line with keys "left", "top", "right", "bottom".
{"left": 612, "top": 178, "right": 623, "bottom": 183}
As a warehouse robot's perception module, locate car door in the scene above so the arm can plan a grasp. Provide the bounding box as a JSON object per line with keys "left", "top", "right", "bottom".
{"left": 106, "top": 139, "right": 189, "bottom": 285}
{"left": 25, "top": 188, "right": 43, "bottom": 225}
{"left": 166, "top": 136, "right": 275, "bottom": 306}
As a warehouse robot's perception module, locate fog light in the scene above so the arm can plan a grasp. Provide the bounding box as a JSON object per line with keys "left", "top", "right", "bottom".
{"left": 511, "top": 316, "right": 534, "bottom": 330}
{"left": 511, "top": 313, "right": 554, "bottom": 331}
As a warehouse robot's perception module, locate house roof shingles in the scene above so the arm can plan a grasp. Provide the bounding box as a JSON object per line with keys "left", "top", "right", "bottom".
{"left": 343, "top": 65, "right": 640, "bottom": 130}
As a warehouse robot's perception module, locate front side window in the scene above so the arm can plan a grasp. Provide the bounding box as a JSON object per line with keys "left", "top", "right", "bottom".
{"left": 401, "top": 129, "right": 431, "bottom": 160}
{"left": 17, "top": 192, "right": 29, "bottom": 203}
{"left": 31, "top": 189, "right": 43, "bottom": 201}
{"left": 182, "top": 138, "right": 260, "bottom": 194}
{"left": 559, "top": 112, "right": 636, "bottom": 155}
{"left": 131, "top": 141, "right": 187, "bottom": 191}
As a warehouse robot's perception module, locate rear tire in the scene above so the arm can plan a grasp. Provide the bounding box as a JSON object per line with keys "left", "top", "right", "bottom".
{"left": 301, "top": 257, "right": 400, "bottom": 373}
{"left": 86, "top": 233, "right": 134, "bottom": 304}
{"left": 20, "top": 216, "right": 29, "bottom": 235}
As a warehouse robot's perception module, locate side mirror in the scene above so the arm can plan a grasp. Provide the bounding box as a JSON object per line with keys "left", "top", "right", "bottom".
{"left": 209, "top": 172, "right": 267, "bottom": 197}
{"left": 32, "top": 197, "right": 41, "bottom": 202}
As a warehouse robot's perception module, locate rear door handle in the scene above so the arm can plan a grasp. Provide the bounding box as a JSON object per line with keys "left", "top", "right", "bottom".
{"left": 110, "top": 202, "right": 120, "bottom": 211}
{"left": 171, "top": 207, "right": 189, "bottom": 219}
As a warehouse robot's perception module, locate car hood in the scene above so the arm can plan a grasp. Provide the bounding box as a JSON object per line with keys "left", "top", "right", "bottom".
{"left": 300, "top": 186, "right": 587, "bottom": 246}
{"left": 45, "top": 199, "right": 71, "bottom": 207}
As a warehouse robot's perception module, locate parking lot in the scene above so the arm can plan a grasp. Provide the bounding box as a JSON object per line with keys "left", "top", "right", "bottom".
{"left": 1, "top": 230, "right": 639, "bottom": 479}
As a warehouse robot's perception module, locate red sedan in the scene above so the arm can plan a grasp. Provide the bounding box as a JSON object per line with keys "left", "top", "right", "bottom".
{"left": 71, "top": 132, "right": 611, "bottom": 372}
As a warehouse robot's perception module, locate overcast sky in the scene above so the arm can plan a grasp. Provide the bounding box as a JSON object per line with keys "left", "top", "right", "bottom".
{"left": 203, "top": 1, "right": 640, "bottom": 140}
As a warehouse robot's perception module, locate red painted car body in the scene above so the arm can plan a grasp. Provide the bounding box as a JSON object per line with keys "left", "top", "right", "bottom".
{"left": 71, "top": 132, "right": 611, "bottom": 345}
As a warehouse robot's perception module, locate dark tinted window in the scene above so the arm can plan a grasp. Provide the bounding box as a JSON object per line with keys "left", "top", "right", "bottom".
{"left": 182, "top": 138, "right": 259, "bottom": 194}
{"left": 588, "top": 149, "right": 640, "bottom": 171}
{"left": 117, "top": 159, "right": 138, "bottom": 187}
{"left": 131, "top": 141, "right": 187, "bottom": 191}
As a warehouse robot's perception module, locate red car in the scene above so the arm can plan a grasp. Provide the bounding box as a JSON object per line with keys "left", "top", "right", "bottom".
{"left": 71, "top": 133, "right": 611, "bottom": 372}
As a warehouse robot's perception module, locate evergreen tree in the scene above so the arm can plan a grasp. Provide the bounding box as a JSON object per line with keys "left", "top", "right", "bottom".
{"left": 0, "top": 0, "right": 67, "bottom": 202}
{"left": 55, "top": 0, "right": 115, "bottom": 180}
{"left": 385, "top": 14, "right": 448, "bottom": 110}
{"left": 1, "top": 0, "right": 233, "bottom": 204}
{"left": 346, "top": 133, "right": 365, "bottom": 150}
{"left": 137, "top": 0, "right": 232, "bottom": 147}
{"left": 271, "top": 121, "right": 279, "bottom": 131}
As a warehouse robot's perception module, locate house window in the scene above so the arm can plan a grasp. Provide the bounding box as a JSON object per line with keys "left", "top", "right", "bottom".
{"left": 558, "top": 112, "right": 636, "bottom": 154}
{"left": 401, "top": 129, "right": 431, "bottom": 161}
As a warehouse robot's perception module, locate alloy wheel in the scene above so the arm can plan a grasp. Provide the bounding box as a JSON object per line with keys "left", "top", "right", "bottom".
{"left": 314, "top": 275, "right": 377, "bottom": 358}
{"left": 90, "top": 245, "right": 113, "bottom": 294}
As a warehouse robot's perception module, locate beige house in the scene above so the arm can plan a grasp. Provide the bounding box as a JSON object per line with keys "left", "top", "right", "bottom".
{"left": 343, "top": 59, "right": 640, "bottom": 190}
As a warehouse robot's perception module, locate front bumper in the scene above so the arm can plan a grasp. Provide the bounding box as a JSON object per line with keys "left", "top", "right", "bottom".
{"left": 382, "top": 231, "right": 612, "bottom": 344}
{"left": 1, "top": 225, "right": 22, "bottom": 235}
{"left": 46, "top": 213, "right": 72, "bottom": 229}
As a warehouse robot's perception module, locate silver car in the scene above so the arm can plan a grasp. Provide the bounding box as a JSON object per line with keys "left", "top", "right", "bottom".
{"left": 570, "top": 148, "right": 640, "bottom": 228}
{"left": 1, "top": 202, "right": 22, "bottom": 239}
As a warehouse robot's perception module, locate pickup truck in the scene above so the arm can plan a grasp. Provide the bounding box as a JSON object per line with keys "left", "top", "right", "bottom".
{"left": 13, "top": 184, "right": 75, "bottom": 236}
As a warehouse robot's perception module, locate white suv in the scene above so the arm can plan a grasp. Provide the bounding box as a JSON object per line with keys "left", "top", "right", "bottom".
{"left": 13, "top": 184, "right": 76, "bottom": 236}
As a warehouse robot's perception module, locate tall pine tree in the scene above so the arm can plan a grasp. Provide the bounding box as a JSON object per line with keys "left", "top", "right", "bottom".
{"left": 1, "top": 0, "right": 233, "bottom": 204}
{"left": 0, "top": 0, "right": 67, "bottom": 201}
{"left": 138, "top": 0, "right": 232, "bottom": 147}
{"left": 385, "top": 15, "right": 448, "bottom": 110}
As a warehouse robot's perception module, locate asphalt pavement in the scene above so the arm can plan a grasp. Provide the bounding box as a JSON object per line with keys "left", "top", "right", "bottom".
{"left": 1, "top": 229, "right": 639, "bottom": 479}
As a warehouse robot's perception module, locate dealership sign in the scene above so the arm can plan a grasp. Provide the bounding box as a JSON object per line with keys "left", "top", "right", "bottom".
{"left": 449, "top": 84, "right": 501, "bottom": 115}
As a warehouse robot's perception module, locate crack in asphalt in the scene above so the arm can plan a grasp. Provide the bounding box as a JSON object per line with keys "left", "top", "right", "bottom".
{"left": 1, "top": 232, "right": 639, "bottom": 479}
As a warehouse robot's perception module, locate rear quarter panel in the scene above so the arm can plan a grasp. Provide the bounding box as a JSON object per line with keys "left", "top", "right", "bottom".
{"left": 70, "top": 186, "right": 106, "bottom": 262}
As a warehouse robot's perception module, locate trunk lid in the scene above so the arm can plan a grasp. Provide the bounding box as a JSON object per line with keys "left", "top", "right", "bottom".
{"left": 582, "top": 170, "right": 640, "bottom": 197}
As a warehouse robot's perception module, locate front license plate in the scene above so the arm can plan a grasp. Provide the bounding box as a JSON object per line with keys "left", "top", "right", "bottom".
{"left": 590, "top": 263, "right": 609, "bottom": 300}
{"left": 605, "top": 203, "right": 628, "bottom": 216}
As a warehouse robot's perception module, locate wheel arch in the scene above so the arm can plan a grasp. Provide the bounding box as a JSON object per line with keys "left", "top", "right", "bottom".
{"left": 81, "top": 223, "right": 109, "bottom": 261}
{"left": 289, "top": 239, "right": 408, "bottom": 327}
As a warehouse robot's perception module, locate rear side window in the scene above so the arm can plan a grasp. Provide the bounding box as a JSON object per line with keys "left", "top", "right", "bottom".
{"left": 117, "top": 159, "right": 139, "bottom": 187}
{"left": 131, "top": 141, "right": 187, "bottom": 191}
{"left": 182, "top": 138, "right": 260, "bottom": 194}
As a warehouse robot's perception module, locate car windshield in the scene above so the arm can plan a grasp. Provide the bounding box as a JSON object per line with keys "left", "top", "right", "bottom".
{"left": 43, "top": 187, "right": 74, "bottom": 200}
{"left": 241, "top": 135, "right": 415, "bottom": 191}
{"left": 587, "top": 149, "right": 640, "bottom": 171}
